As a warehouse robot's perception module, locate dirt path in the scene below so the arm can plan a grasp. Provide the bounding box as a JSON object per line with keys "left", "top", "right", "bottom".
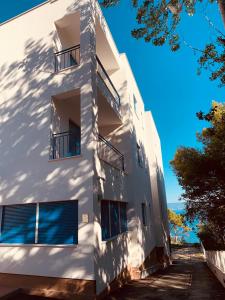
{"left": 104, "top": 247, "right": 225, "bottom": 300}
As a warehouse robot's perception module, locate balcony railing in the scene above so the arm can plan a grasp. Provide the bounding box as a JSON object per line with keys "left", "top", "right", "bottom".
{"left": 98, "top": 135, "right": 124, "bottom": 171}
{"left": 54, "top": 45, "right": 80, "bottom": 72}
{"left": 50, "top": 131, "right": 81, "bottom": 159}
{"left": 96, "top": 56, "right": 120, "bottom": 111}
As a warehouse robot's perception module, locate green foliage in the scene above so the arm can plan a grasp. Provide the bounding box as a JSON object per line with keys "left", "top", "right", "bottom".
{"left": 198, "top": 223, "right": 225, "bottom": 250}
{"left": 171, "top": 102, "right": 225, "bottom": 244}
{"left": 100, "top": 0, "right": 224, "bottom": 86}
{"left": 168, "top": 208, "right": 190, "bottom": 243}
{"left": 198, "top": 37, "right": 225, "bottom": 87}
{"left": 168, "top": 208, "right": 184, "bottom": 228}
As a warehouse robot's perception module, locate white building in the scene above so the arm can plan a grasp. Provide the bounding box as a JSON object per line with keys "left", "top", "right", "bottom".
{"left": 0, "top": 0, "right": 170, "bottom": 299}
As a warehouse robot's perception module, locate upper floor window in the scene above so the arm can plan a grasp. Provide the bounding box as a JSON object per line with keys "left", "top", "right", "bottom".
{"left": 54, "top": 12, "right": 81, "bottom": 72}
{"left": 141, "top": 203, "right": 147, "bottom": 226}
{"left": 50, "top": 94, "right": 81, "bottom": 160}
{"left": 133, "top": 95, "right": 138, "bottom": 115}
{"left": 137, "top": 143, "right": 143, "bottom": 167}
{"left": 0, "top": 201, "right": 78, "bottom": 245}
{"left": 101, "top": 200, "right": 128, "bottom": 241}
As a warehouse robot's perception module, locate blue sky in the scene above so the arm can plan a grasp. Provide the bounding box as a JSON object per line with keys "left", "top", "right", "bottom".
{"left": 1, "top": 1, "right": 224, "bottom": 203}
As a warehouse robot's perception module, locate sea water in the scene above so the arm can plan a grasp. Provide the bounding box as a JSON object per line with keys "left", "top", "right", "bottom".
{"left": 168, "top": 203, "right": 199, "bottom": 244}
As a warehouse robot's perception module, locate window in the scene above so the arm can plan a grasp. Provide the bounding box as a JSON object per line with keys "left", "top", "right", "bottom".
{"left": 133, "top": 95, "right": 138, "bottom": 114}
{"left": 110, "top": 201, "right": 120, "bottom": 237}
{"left": 68, "top": 120, "right": 81, "bottom": 156}
{"left": 101, "top": 201, "right": 110, "bottom": 240}
{"left": 137, "top": 143, "right": 143, "bottom": 167}
{"left": 101, "top": 200, "right": 128, "bottom": 241}
{"left": 120, "top": 202, "right": 128, "bottom": 233}
{"left": 0, "top": 201, "right": 78, "bottom": 245}
{"left": 141, "top": 203, "right": 147, "bottom": 226}
{"left": 38, "top": 201, "right": 78, "bottom": 245}
{"left": 0, "top": 204, "right": 36, "bottom": 244}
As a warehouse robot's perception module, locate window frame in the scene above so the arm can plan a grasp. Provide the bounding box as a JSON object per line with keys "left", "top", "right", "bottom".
{"left": 141, "top": 203, "right": 147, "bottom": 227}
{"left": 0, "top": 200, "right": 78, "bottom": 246}
{"left": 133, "top": 94, "right": 139, "bottom": 118}
{"left": 101, "top": 200, "right": 128, "bottom": 242}
{"left": 137, "top": 143, "right": 143, "bottom": 168}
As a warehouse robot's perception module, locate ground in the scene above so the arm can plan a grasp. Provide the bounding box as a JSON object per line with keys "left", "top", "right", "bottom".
{"left": 104, "top": 246, "right": 224, "bottom": 300}
{"left": 6, "top": 246, "right": 225, "bottom": 300}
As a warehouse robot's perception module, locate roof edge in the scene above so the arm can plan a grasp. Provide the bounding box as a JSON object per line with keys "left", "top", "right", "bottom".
{"left": 0, "top": 0, "right": 49, "bottom": 27}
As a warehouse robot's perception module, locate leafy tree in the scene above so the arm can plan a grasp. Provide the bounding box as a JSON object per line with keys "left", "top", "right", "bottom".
{"left": 168, "top": 208, "right": 190, "bottom": 243}
{"left": 100, "top": 0, "right": 225, "bottom": 86}
{"left": 198, "top": 223, "right": 225, "bottom": 250}
{"left": 171, "top": 101, "right": 225, "bottom": 244}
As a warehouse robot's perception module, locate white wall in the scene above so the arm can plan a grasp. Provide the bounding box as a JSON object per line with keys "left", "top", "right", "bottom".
{"left": 0, "top": 0, "right": 97, "bottom": 280}
{"left": 144, "top": 112, "right": 170, "bottom": 254}
{"left": 94, "top": 51, "right": 165, "bottom": 293}
{"left": 203, "top": 247, "right": 225, "bottom": 288}
{"left": 0, "top": 0, "right": 169, "bottom": 291}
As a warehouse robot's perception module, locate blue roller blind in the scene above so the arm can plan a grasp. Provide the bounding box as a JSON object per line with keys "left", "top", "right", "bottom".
{"left": 38, "top": 201, "right": 78, "bottom": 245}
{"left": 101, "top": 200, "right": 110, "bottom": 241}
{"left": 0, "top": 204, "right": 36, "bottom": 244}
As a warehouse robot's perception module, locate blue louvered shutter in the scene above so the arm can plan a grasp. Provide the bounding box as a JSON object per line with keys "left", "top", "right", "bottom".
{"left": 101, "top": 200, "right": 110, "bottom": 241}
{"left": 0, "top": 204, "right": 36, "bottom": 244}
{"left": 38, "top": 201, "right": 78, "bottom": 245}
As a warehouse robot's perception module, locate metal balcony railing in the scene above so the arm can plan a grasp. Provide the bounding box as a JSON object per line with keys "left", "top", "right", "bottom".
{"left": 96, "top": 56, "right": 120, "bottom": 110}
{"left": 54, "top": 45, "right": 80, "bottom": 72}
{"left": 50, "top": 131, "right": 81, "bottom": 159}
{"left": 98, "top": 135, "right": 124, "bottom": 171}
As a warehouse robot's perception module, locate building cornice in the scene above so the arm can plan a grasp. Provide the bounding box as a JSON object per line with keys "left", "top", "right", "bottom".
{"left": 0, "top": 0, "right": 50, "bottom": 27}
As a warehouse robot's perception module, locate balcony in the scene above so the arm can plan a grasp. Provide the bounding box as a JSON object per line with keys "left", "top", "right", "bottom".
{"left": 54, "top": 45, "right": 80, "bottom": 72}
{"left": 50, "top": 131, "right": 81, "bottom": 160}
{"left": 96, "top": 56, "right": 120, "bottom": 114}
{"left": 98, "top": 135, "right": 124, "bottom": 171}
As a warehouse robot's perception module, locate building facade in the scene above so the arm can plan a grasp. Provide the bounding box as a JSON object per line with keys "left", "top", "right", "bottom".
{"left": 0, "top": 0, "right": 170, "bottom": 299}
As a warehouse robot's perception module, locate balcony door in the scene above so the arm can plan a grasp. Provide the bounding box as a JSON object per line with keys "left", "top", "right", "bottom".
{"left": 69, "top": 120, "right": 81, "bottom": 156}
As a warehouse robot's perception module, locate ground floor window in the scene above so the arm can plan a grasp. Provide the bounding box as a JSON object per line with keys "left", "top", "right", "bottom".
{"left": 0, "top": 204, "right": 36, "bottom": 244}
{"left": 101, "top": 200, "right": 128, "bottom": 241}
{"left": 0, "top": 201, "right": 78, "bottom": 245}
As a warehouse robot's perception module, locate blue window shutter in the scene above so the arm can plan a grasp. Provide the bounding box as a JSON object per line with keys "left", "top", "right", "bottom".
{"left": 38, "top": 201, "right": 78, "bottom": 245}
{"left": 120, "top": 202, "right": 127, "bottom": 233}
{"left": 110, "top": 201, "right": 120, "bottom": 237}
{"left": 0, "top": 204, "right": 36, "bottom": 244}
{"left": 101, "top": 200, "right": 110, "bottom": 241}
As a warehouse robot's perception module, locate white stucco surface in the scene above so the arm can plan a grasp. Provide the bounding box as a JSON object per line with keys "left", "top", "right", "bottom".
{"left": 0, "top": 0, "right": 169, "bottom": 294}
{"left": 203, "top": 248, "right": 225, "bottom": 288}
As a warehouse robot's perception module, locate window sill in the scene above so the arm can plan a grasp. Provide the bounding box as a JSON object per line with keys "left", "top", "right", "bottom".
{"left": 102, "top": 231, "right": 128, "bottom": 244}
{"left": 48, "top": 154, "right": 82, "bottom": 162}
{"left": 0, "top": 244, "right": 78, "bottom": 248}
